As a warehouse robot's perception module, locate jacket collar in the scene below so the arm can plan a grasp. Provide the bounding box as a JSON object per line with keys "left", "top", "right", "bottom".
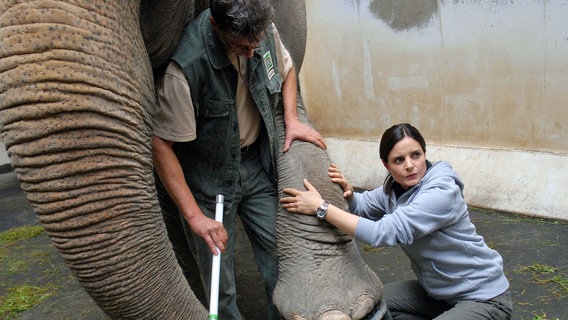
{"left": 202, "top": 16, "right": 232, "bottom": 70}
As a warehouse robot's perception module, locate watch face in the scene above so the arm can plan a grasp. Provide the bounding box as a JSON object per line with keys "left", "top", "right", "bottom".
{"left": 316, "top": 201, "right": 329, "bottom": 220}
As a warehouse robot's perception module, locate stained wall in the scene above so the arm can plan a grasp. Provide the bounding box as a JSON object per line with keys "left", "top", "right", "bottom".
{"left": 299, "top": 0, "right": 568, "bottom": 219}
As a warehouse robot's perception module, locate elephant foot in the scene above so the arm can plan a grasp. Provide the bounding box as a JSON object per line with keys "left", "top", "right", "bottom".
{"left": 320, "top": 296, "right": 376, "bottom": 320}
{"left": 274, "top": 215, "right": 384, "bottom": 320}
{"left": 287, "top": 295, "right": 388, "bottom": 320}
{"left": 288, "top": 297, "right": 376, "bottom": 320}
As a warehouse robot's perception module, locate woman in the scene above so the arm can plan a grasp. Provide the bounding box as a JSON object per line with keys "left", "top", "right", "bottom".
{"left": 280, "top": 123, "right": 512, "bottom": 319}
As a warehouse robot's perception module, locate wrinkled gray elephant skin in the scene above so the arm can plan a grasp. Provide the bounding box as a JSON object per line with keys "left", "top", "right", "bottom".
{"left": 272, "top": 94, "right": 384, "bottom": 320}
{"left": 0, "top": 1, "right": 207, "bottom": 318}
{"left": 0, "top": 0, "right": 384, "bottom": 319}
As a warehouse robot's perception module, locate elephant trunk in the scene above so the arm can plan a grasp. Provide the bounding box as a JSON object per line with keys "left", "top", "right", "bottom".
{"left": 0, "top": 1, "right": 207, "bottom": 318}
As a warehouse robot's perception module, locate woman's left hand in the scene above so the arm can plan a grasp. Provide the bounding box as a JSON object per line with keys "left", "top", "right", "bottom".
{"left": 280, "top": 179, "right": 324, "bottom": 215}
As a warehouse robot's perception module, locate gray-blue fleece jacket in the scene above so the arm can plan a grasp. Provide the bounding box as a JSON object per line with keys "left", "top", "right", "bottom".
{"left": 352, "top": 161, "right": 509, "bottom": 304}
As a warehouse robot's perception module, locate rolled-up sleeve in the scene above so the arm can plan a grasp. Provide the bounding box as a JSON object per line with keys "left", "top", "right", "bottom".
{"left": 152, "top": 61, "right": 197, "bottom": 142}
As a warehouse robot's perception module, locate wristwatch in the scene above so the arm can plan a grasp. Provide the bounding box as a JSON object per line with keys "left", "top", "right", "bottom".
{"left": 315, "top": 201, "right": 329, "bottom": 220}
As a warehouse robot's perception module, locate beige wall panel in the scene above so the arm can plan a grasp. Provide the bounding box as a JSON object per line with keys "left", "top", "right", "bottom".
{"left": 300, "top": 0, "right": 568, "bottom": 218}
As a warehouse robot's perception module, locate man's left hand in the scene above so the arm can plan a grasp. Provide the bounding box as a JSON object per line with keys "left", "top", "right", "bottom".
{"left": 283, "top": 120, "right": 327, "bottom": 152}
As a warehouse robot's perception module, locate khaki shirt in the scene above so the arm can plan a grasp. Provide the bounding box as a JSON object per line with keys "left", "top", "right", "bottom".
{"left": 153, "top": 24, "right": 293, "bottom": 147}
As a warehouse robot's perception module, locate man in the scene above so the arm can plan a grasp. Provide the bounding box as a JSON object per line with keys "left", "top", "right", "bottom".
{"left": 151, "top": 1, "right": 326, "bottom": 319}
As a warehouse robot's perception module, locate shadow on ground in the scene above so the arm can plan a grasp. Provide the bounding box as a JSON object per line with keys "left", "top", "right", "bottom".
{"left": 1, "top": 170, "right": 567, "bottom": 319}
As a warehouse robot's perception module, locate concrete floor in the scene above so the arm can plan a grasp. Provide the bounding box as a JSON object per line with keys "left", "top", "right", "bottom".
{"left": 1, "top": 169, "right": 567, "bottom": 320}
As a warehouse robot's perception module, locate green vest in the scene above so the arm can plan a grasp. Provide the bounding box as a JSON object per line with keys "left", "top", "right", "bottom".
{"left": 171, "top": 9, "right": 282, "bottom": 209}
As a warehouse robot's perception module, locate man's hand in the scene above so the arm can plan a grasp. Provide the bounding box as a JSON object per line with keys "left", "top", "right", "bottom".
{"left": 283, "top": 119, "right": 327, "bottom": 152}
{"left": 187, "top": 214, "right": 228, "bottom": 255}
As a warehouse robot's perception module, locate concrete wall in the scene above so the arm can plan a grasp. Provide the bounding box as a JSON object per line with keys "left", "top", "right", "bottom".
{"left": 299, "top": 0, "right": 568, "bottom": 220}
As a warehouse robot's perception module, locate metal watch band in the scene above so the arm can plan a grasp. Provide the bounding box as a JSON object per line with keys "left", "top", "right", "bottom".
{"left": 316, "top": 201, "right": 329, "bottom": 220}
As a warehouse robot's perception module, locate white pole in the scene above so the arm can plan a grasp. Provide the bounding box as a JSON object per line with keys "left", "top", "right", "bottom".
{"left": 209, "top": 194, "right": 224, "bottom": 320}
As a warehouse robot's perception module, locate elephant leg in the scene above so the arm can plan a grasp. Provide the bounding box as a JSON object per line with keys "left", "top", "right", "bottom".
{"left": 273, "top": 94, "right": 386, "bottom": 319}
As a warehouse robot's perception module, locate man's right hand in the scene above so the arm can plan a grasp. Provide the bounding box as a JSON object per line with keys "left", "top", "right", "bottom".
{"left": 187, "top": 214, "right": 228, "bottom": 255}
{"left": 152, "top": 135, "right": 228, "bottom": 256}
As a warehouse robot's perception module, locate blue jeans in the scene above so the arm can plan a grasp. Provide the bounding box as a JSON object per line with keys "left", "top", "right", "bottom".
{"left": 384, "top": 280, "right": 512, "bottom": 320}
{"left": 182, "top": 146, "right": 280, "bottom": 320}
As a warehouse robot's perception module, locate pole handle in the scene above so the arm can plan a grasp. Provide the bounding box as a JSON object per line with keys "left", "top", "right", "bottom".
{"left": 209, "top": 194, "right": 224, "bottom": 319}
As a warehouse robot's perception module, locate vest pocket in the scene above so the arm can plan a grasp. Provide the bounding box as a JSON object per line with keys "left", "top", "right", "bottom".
{"left": 192, "top": 99, "right": 233, "bottom": 187}
{"left": 265, "top": 73, "right": 282, "bottom": 94}
{"left": 201, "top": 99, "right": 231, "bottom": 118}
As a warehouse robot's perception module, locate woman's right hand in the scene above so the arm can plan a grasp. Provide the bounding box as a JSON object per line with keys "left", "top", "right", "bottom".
{"left": 328, "top": 164, "right": 354, "bottom": 200}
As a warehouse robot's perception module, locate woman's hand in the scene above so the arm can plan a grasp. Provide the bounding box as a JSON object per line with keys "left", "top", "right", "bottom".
{"left": 280, "top": 179, "right": 324, "bottom": 215}
{"left": 328, "top": 164, "right": 354, "bottom": 200}
{"left": 282, "top": 178, "right": 360, "bottom": 236}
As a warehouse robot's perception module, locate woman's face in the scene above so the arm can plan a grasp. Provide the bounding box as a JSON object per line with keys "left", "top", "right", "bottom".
{"left": 383, "top": 137, "right": 427, "bottom": 189}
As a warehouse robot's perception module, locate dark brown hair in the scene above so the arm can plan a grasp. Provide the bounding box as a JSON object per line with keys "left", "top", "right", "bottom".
{"left": 379, "top": 123, "right": 426, "bottom": 194}
{"left": 210, "top": 0, "right": 275, "bottom": 43}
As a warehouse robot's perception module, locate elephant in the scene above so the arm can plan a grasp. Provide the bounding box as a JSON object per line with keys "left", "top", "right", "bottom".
{"left": 0, "top": 1, "right": 386, "bottom": 319}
